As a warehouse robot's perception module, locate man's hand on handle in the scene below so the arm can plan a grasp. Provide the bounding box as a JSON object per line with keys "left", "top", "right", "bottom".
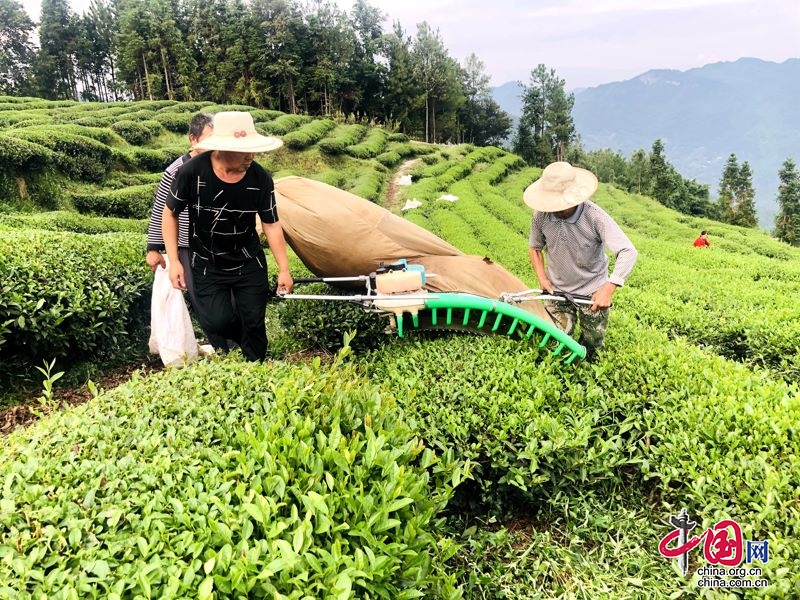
{"left": 276, "top": 270, "right": 293, "bottom": 296}
{"left": 591, "top": 282, "right": 618, "bottom": 312}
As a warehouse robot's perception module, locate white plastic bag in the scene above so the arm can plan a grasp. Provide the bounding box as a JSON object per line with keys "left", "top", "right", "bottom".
{"left": 149, "top": 256, "right": 199, "bottom": 367}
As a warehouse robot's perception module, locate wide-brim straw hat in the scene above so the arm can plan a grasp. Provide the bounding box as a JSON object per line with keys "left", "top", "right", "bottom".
{"left": 195, "top": 111, "right": 283, "bottom": 153}
{"left": 523, "top": 161, "right": 598, "bottom": 212}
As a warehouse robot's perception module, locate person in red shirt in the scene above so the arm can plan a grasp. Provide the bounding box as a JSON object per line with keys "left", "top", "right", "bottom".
{"left": 693, "top": 230, "right": 711, "bottom": 247}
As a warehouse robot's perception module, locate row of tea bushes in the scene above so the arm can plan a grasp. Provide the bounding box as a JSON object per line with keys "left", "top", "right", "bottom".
{"left": 344, "top": 128, "right": 389, "bottom": 159}
{"left": 72, "top": 183, "right": 158, "bottom": 220}
{"left": 595, "top": 186, "right": 800, "bottom": 381}
{"left": 0, "top": 354, "right": 463, "bottom": 599}
{"left": 5, "top": 128, "right": 113, "bottom": 183}
{"left": 318, "top": 124, "right": 369, "bottom": 155}
{"left": 0, "top": 229, "right": 150, "bottom": 383}
{"left": 0, "top": 211, "right": 147, "bottom": 235}
{"left": 282, "top": 119, "right": 337, "bottom": 150}
{"left": 403, "top": 146, "right": 507, "bottom": 202}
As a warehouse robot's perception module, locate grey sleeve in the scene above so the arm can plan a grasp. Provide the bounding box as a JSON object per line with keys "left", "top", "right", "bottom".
{"left": 529, "top": 212, "right": 545, "bottom": 249}
{"left": 597, "top": 212, "right": 638, "bottom": 286}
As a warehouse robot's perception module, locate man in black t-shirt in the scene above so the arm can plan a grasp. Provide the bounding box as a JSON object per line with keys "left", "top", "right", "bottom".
{"left": 163, "top": 111, "right": 293, "bottom": 361}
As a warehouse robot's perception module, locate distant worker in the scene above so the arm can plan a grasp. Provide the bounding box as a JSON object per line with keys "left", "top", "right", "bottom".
{"left": 693, "top": 230, "right": 711, "bottom": 247}
{"left": 163, "top": 111, "right": 293, "bottom": 362}
{"left": 525, "top": 161, "right": 638, "bottom": 361}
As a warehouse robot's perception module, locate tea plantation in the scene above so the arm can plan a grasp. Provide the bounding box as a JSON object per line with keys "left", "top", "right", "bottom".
{"left": 1, "top": 98, "right": 799, "bottom": 598}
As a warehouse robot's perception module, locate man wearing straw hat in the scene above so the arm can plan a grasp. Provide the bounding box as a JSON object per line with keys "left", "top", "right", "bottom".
{"left": 524, "top": 161, "right": 638, "bottom": 361}
{"left": 163, "top": 111, "right": 293, "bottom": 362}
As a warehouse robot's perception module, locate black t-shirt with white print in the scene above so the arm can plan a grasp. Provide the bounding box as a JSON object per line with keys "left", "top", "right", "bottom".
{"left": 167, "top": 152, "right": 278, "bottom": 270}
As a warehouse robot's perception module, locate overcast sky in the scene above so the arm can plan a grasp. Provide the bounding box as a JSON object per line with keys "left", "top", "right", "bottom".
{"left": 21, "top": 0, "right": 800, "bottom": 90}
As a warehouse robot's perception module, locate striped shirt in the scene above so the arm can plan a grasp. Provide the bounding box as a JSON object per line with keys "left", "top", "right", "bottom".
{"left": 529, "top": 201, "right": 638, "bottom": 296}
{"left": 146, "top": 153, "right": 191, "bottom": 251}
{"left": 168, "top": 152, "right": 278, "bottom": 271}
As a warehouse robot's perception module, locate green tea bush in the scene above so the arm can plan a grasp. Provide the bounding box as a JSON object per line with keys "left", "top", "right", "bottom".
{"left": 58, "top": 105, "right": 132, "bottom": 120}
{"left": 153, "top": 112, "right": 193, "bottom": 133}
{"left": 6, "top": 117, "right": 51, "bottom": 129}
{"left": 250, "top": 108, "right": 285, "bottom": 122}
{"left": 111, "top": 120, "right": 162, "bottom": 145}
{"left": 318, "top": 124, "right": 368, "bottom": 154}
{"left": 0, "top": 355, "right": 462, "bottom": 599}
{"left": 133, "top": 99, "right": 178, "bottom": 111}
{"left": 68, "top": 116, "right": 117, "bottom": 128}
{"left": 126, "top": 147, "right": 182, "bottom": 171}
{"left": 203, "top": 103, "right": 257, "bottom": 113}
{"left": 282, "top": 118, "right": 336, "bottom": 149}
{"left": 45, "top": 124, "right": 126, "bottom": 146}
{"left": 277, "top": 283, "right": 389, "bottom": 353}
{"left": 0, "top": 99, "right": 72, "bottom": 110}
{"left": 118, "top": 108, "right": 157, "bottom": 121}
{"left": 73, "top": 183, "right": 157, "bottom": 219}
{"left": 0, "top": 136, "right": 54, "bottom": 172}
{"left": 375, "top": 150, "right": 401, "bottom": 167}
{"left": 0, "top": 95, "right": 46, "bottom": 104}
{"left": 156, "top": 101, "right": 213, "bottom": 114}
{"left": 348, "top": 169, "right": 385, "bottom": 202}
{"left": 0, "top": 211, "right": 147, "bottom": 234}
{"left": 6, "top": 129, "right": 113, "bottom": 183}
{"left": 359, "top": 336, "right": 644, "bottom": 509}
{"left": 344, "top": 128, "right": 388, "bottom": 159}
{"left": 258, "top": 114, "right": 312, "bottom": 136}
{"left": 376, "top": 143, "right": 435, "bottom": 168}
{"left": 0, "top": 229, "right": 150, "bottom": 382}
{"left": 310, "top": 171, "right": 347, "bottom": 188}
{"left": 104, "top": 171, "right": 164, "bottom": 188}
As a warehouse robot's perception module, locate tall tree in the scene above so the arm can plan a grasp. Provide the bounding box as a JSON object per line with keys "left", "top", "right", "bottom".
{"left": 216, "top": 0, "right": 262, "bottom": 105}
{"left": 34, "top": 0, "right": 78, "bottom": 99}
{"left": 344, "top": 0, "right": 386, "bottom": 118}
{"left": 250, "top": 0, "right": 303, "bottom": 112}
{"left": 716, "top": 153, "right": 739, "bottom": 222}
{"left": 466, "top": 97, "right": 511, "bottom": 146}
{"left": 381, "top": 21, "right": 421, "bottom": 132}
{"left": 456, "top": 53, "right": 510, "bottom": 145}
{"left": 731, "top": 161, "right": 758, "bottom": 227}
{"left": 86, "top": 0, "right": 120, "bottom": 100}
{"left": 649, "top": 139, "right": 677, "bottom": 208}
{"left": 513, "top": 64, "right": 575, "bottom": 166}
{"left": 582, "top": 149, "right": 629, "bottom": 188}
{"left": 301, "top": 0, "right": 353, "bottom": 115}
{"left": 0, "top": 0, "right": 36, "bottom": 95}
{"left": 411, "top": 22, "right": 457, "bottom": 143}
{"left": 774, "top": 158, "right": 800, "bottom": 245}
{"left": 116, "top": 0, "right": 161, "bottom": 99}
{"left": 628, "top": 149, "right": 651, "bottom": 195}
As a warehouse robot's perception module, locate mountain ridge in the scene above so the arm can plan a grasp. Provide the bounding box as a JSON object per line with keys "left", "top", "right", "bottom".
{"left": 492, "top": 57, "right": 800, "bottom": 227}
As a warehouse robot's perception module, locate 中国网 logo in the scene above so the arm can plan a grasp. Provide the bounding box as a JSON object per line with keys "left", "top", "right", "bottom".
{"left": 658, "top": 508, "right": 770, "bottom": 590}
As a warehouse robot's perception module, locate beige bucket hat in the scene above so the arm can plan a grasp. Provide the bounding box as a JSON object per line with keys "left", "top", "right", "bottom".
{"left": 523, "top": 161, "right": 598, "bottom": 212}
{"left": 195, "top": 111, "right": 283, "bottom": 153}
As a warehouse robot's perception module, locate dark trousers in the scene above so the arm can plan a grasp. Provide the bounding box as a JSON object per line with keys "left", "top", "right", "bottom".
{"left": 191, "top": 253, "right": 270, "bottom": 361}
{"left": 180, "top": 247, "right": 230, "bottom": 350}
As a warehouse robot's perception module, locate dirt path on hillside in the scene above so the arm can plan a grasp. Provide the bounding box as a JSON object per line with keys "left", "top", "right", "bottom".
{"left": 384, "top": 158, "right": 422, "bottom": 212}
